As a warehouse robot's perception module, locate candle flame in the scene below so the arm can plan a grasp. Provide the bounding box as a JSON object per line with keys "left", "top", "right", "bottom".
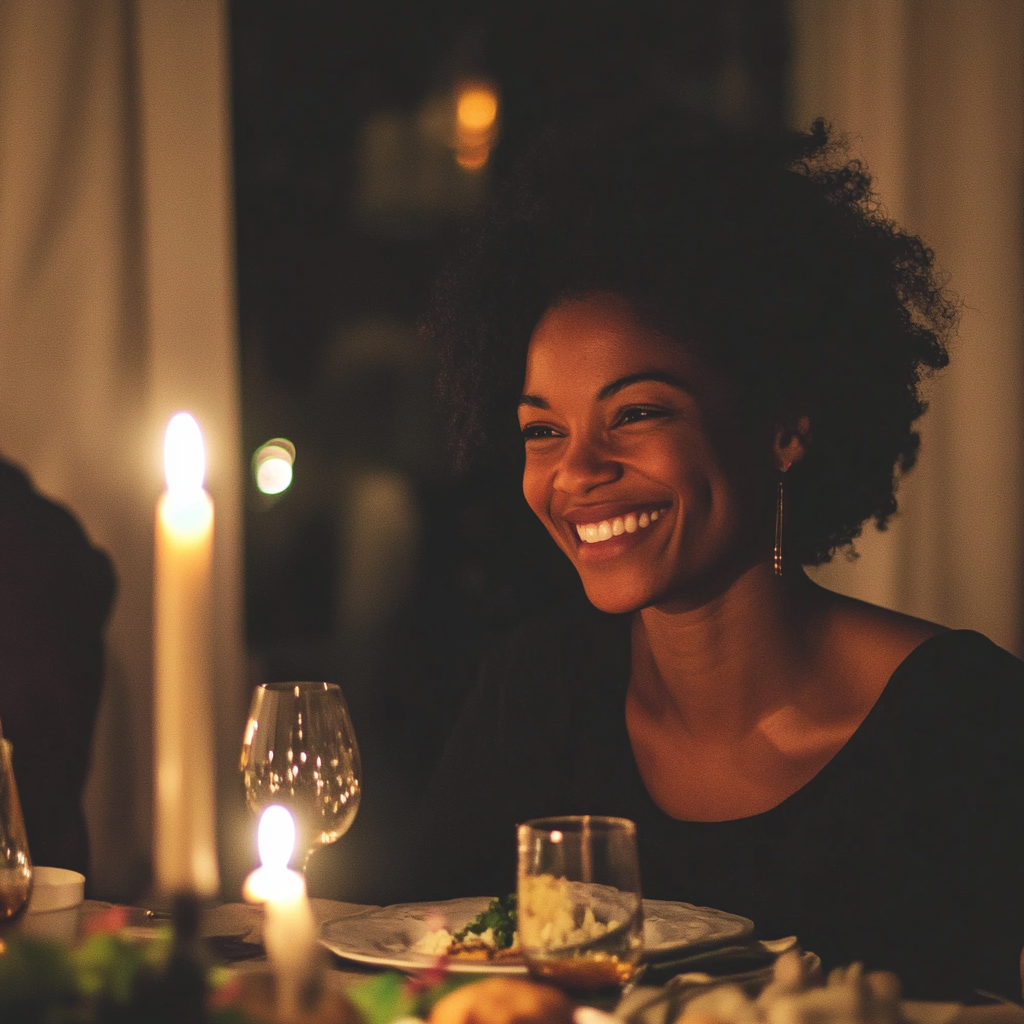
{"left": 258, "top": 805, "right": 296, "bottom": 870}
{"left": 164, "top": 413, "right": 206, "bottom": 495}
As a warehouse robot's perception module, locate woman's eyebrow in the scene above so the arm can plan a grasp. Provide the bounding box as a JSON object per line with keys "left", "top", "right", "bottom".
{"left": 519, "top": 372, "right": 691, "bottom": 409}
{"left": 518, "top": 394, "right": 548, "bottom": 409}
{"left": 597, "top": 371, "right": 692, "bottom": 400}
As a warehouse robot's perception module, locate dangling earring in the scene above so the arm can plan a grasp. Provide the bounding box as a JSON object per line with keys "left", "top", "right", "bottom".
{"left": 773, "top": 479, "right": 785, "bottom": 577}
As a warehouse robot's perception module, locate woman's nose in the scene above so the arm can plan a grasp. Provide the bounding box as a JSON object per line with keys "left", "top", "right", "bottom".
{"left": 552, "top": 433, "right": 621, "bottom": 494}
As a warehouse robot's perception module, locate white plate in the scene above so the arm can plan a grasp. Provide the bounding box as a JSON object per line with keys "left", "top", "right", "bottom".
{"left": 320, "top": 896, "right": 753, "bottom": 975}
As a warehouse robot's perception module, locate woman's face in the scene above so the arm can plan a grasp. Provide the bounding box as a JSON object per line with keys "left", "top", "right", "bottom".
{"left": 518, "top": 294, "right": 775, "bottom": 615}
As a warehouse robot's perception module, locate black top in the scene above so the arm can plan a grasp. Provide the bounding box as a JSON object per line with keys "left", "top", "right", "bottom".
{"left": 412, "top": 606, "right": 1024, "bottom": 1001}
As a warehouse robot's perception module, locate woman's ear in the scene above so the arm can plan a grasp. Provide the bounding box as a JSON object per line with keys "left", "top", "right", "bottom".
{"left": 773, "top": 415, "right": 812, "bottom": 473}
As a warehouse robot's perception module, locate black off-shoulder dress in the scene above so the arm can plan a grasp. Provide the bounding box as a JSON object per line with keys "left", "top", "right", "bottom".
{"left": 412, "top": 606, "right": 1024, "bottom": 1001}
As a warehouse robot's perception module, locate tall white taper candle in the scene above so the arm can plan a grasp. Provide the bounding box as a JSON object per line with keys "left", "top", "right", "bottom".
{"left": 153, "top": 412, "right": 219, "bottom": 895}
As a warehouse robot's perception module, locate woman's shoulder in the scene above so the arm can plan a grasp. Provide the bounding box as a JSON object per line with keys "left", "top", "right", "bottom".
{"left": 890, "top": 628, "right": 1024, "bottom": 713}
{"left": 898, "top": 627, "right": 1024, "bottom": 672}
{"left": 864, "top": 629, "right": 1024, "bottom": 786}
{"left": 816, "top": 584, "right": 1021, "bottom": 714}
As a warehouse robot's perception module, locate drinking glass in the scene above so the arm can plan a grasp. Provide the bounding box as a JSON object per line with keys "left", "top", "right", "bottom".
{"left": 517, "top": 815, "right": 643, "bottom": 999}
{"left": 0, "top": 739, "right": 33, "bottom": 925}
{"left": 240, "top": 682, "right": 361, "bottom": 872}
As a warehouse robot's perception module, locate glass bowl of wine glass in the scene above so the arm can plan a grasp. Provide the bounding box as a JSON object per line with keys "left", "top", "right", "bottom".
{"left": 240, "top": 682, "right": 361, "bottom": 872}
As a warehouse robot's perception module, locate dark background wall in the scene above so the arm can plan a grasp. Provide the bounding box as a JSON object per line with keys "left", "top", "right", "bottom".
{"left": 229, "top": 0, "right": 788, "bottom": 901}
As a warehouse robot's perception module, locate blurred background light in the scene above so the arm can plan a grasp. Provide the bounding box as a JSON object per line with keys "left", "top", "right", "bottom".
{"left": 253, "top": 438, "right": 296, "bottom": 495}
{"left": 456, "top": 85, "right": 497, "bottom": 133}
{"left": 454, "top": 80, "right": 499, "bottom": 171}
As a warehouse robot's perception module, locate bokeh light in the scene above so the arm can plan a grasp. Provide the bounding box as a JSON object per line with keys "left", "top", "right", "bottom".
{"left": 456, "top": 87, "right": 498, "bottom": 133}
{"left": 454, "top": 81, "right": 499, "bottom": 172}
{"left": 253, "top": 438, "right": 296, "bottom": 495}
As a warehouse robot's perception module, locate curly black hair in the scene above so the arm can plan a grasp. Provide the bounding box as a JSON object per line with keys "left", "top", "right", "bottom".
{"left": 426, "top": 111, "right": 956, "bottom": 565}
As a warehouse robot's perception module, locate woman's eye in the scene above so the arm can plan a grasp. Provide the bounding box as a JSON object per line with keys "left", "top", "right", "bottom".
{"left": 616, "top": 406, "right": 668, "bottom": 426}
{"left": 521, "top": 424, "right": 561, "bottom": 441}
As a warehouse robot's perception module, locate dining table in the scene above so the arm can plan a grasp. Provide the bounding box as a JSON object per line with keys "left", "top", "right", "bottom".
{"left": 19, "top": 897, "right": 1020, "bottom": 1024}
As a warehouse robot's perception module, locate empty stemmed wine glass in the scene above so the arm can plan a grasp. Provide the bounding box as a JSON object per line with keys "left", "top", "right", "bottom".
{"left": 240, "top": 682, "right": 361, "bottom": 872}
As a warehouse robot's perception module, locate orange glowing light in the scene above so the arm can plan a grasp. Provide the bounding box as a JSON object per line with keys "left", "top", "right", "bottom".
{"left": 452, "top": 81, "right": 499, "bottom": 172}
{"left": 457, "top": 87, "right": 498, "bottom": 133}
{"left": 456, "top": 145, "right": 490, "bottom": 170}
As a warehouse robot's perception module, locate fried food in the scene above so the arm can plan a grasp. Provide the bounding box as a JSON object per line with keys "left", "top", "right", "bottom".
{"left": 429, "top": 978, "right": 575, "bottom": 1024}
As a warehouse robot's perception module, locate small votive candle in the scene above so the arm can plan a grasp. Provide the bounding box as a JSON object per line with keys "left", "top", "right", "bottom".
{"left": 244, "top": 806, "right": 321, "bottom": 1020}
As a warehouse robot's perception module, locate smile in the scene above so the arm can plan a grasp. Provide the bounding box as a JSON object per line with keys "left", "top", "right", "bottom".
{"left": 574, "top": 509, "right": 662, "bottom": 544}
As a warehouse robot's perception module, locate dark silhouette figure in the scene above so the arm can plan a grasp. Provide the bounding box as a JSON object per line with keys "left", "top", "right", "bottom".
{"left": 0, "top": 457, "right": 116, "bottom": 875}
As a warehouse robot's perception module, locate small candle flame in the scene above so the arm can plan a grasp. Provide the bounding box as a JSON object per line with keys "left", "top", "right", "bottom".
{"left": 258, "top": 805, "right": 296, "bottom": 870}
{"left": 164, "top": 413, "right": 206, "bottom": 495}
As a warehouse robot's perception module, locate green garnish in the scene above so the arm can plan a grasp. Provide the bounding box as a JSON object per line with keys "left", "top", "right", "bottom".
{"left": 454, "top": 894, "right": 518, "bottom": 949}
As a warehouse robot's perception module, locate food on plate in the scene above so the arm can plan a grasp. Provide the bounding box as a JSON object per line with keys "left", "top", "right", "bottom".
{"left": 676, "top": 952, "right": 907, "bottom": 1024}
{"left": 518, "top": 874, "right": 622, "bottom": 949}
{"left": 412, "top": 895, "right": 522, "bottom": 962}
{"left": 412, "top": 882, "right": 629, "bottom": 965}
{"left": 429, "top": 977, "right": 574, "bottom": 1024}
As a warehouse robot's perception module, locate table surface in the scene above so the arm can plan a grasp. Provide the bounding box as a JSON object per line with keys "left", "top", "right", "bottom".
{"left": 19, "top": 899, "right": 1024, "bottom": 1024}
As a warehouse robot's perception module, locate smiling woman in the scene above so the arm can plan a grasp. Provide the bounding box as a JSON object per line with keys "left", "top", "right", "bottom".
{"left": 517, "top": 295, "right": 791, "bottom": 616}
{"left": 411, "top": 109, "right": 1024, "bottom": 1001}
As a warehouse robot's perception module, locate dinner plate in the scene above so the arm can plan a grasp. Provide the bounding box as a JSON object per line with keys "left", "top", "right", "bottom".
{"left": 320, "top": 896, "right": 753, "bottom": 975}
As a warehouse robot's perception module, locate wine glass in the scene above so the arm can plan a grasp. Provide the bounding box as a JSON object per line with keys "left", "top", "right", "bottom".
{"left": 240, "top": 682, "right": 361, "bottom": 872}
{"left": 517, "top": 815, "right": 643, "bottom": 1003}
{"left": 0, "top": 738, "right": 33, "bottom": 925}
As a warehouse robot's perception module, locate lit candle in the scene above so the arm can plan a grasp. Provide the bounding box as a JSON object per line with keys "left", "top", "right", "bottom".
{"left": 244, "top": 806, "right": 321, "bottom": 1019}
{"left": 153, "top": 412, "right": 219, "bottom": 896}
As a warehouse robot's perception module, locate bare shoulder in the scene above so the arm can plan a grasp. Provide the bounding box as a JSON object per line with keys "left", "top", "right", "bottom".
{"left": 807, "top": 581, "right": 946, "bottom": 694}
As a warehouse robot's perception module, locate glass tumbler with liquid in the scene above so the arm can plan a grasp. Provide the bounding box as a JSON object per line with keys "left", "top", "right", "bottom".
{"left": 517, "top": 816, "right": 643, "bottom": 999}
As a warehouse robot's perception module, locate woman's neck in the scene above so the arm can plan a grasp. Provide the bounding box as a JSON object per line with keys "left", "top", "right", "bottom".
{"left": 630, "top": 562, "right": 826, "bottom": 741}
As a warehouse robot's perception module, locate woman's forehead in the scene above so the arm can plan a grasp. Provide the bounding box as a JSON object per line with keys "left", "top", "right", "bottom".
{"left": 524, "top": 294, "right": 714, "bottom": 395}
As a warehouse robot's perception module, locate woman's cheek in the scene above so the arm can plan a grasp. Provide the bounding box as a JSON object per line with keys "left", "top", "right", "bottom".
{"left": 521, "top": 462, "right": 550, "bottom": 522}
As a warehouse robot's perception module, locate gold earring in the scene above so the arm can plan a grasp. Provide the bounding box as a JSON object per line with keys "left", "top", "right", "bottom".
{"left": 773, "top": 479, "right": 784, "bottom": 576}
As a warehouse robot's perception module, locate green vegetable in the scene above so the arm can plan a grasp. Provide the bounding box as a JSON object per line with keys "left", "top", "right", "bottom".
{"left": 348, "top": 970, "right": 477, "bottom": 1024}
{"left": 454, "top": 894, "right": 517, "bottom": 949}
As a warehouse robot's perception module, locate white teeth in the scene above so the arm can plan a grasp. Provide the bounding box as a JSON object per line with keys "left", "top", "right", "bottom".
{"left": 574, "top": 510, "right": 663, "bottom": 543}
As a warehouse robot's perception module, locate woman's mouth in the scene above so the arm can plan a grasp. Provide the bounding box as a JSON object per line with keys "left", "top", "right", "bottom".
{"left": 573, "top": 508, "right": 664, "bottom": 545}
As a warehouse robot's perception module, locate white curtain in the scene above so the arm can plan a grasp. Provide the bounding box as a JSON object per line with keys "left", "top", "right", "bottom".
{"left": 791, "top": 0, "right": 1024, "bottom": 657}
{"left": 0, "top": 0, "right": 245, "bottom": 899}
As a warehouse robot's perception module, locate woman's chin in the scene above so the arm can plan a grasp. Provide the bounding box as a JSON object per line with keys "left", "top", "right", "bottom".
{"left": 578, "top": 576, "right": 652, "bottom": 616}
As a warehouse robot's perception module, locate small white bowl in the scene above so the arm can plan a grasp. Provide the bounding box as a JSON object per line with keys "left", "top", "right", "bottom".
{"left": 27, "top": 866, "right": 85, "bottom": 914}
